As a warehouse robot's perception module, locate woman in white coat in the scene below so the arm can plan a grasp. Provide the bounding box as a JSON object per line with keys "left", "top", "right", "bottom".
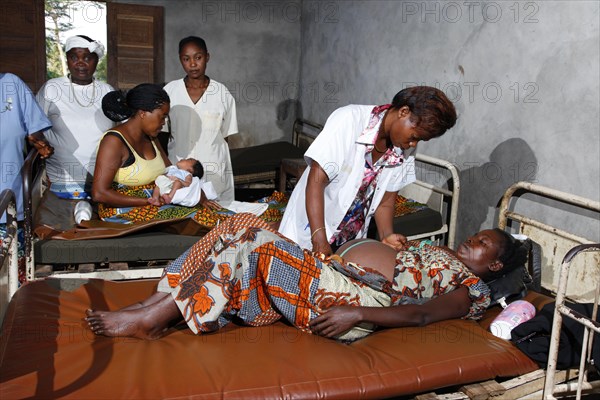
{"left": 279, "top": 86, "right": 457, "bottom": 256}
{"left": 163, "top": 36, "right": 238, "bottom": 203}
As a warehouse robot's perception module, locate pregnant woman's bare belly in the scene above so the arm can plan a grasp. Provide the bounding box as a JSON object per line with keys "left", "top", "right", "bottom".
{"left": 335, "top": 239, "right": 398, "bottom": 281}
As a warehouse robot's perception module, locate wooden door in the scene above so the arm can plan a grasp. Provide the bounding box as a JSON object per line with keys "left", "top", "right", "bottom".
{"left": 107, "top": 3, "right": 164, "bottom": 89}
{"left": 0, "top": 0, "right": 46, "bottom": 92}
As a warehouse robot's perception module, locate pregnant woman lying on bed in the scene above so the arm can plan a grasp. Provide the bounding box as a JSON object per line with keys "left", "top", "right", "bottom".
{"left": 86, "top": 213, "right": 528, "bottom": 341}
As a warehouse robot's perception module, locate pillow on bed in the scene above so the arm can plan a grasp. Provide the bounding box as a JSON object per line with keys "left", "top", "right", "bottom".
{"left": 487, "top": 265, "right": 533, "bottom": 307}
{"left": 486, "top": 237, "right": 540, "bottom": 307}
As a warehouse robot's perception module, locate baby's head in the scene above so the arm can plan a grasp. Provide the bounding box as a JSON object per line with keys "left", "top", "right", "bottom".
{"left": 176, "top": 158, "right": 204, "bottom": 178}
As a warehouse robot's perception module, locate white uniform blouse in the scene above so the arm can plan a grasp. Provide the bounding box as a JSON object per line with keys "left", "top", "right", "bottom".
{"left": 36, "top": 76, "right": 114, "bottom": 191}
{"left": 278, "top": 104, "right": 416, "bottom": 250}
{"left": 164, "top": 79, "right": 238, "bottom": 202}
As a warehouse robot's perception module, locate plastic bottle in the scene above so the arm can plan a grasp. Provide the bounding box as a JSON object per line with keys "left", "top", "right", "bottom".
{"left": 74, "top": 201, "right": 93, "bottom": 224}
{"left": 490, "top": 300, "right": 536, "bottom": 340}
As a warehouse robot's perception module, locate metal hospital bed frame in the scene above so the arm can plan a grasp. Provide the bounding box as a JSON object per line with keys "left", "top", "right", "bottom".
{"left": 398, "top": 152, "right": 460, "bottom": 248}
{"left": 0, "top": 190, "right": 19, "bottom": 311}
{"left": 498, "top": 181, "right": 600, "bottom": 399}
{"left": 231, "top": 119, "right": 320, "bottom": 186}
{"left": 21, "top": 149, "right": 202, "bottom": 283}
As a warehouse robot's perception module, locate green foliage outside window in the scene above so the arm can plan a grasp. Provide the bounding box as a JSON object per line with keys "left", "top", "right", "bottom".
{"left": 45, "top": 0, "right": 106, "bottom": 81}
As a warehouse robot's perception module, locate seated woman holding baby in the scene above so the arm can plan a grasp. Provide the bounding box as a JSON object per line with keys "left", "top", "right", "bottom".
{"left": 92, "top": 84, "right": 218, "bottom": 223}
{"left": 86, "top": 213, "right": 527, "bottom": 342}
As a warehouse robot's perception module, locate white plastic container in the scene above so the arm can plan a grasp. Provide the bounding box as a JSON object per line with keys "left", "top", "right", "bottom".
{"left": 490, "top": 300, "right": 536, "bottom": 340}
{"left": 74, "top": 201, "right": 92, "bottom": 224}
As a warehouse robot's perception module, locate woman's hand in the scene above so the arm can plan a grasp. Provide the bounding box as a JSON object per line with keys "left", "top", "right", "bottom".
{"left": 381, "top": 233, "right": 408, "bottom": 251}
{"left": 35, "top": 141, "right": 54, "bottom": 159}
{"left": 309, "top": 306, "right": 362, "bottom": 338}
{"left": 311, "top": 229, "right": 333, "bottom": 256}
{"left": 201, "top": 199, "right": 221, "bottom": 210}
{"left": 27, "top": 134, "right": 54, "bottom": 159}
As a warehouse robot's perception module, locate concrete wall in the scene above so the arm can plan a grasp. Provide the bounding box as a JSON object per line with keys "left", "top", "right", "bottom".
{"left": 121, "top": 0, "right": 302, "bottom": 148}
{"left": 299, "top": 0, "right": 600, "bottom": 243}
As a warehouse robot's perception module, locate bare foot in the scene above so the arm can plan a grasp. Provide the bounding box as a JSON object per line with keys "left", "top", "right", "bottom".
{"left": 148, "top": 197, "right": 161, "bottom": 206}
{"left": 85, "top": 308, "right": 162, "bottom": 339}
{"left": 161, "top": 194, "right": 172, "bottom": 204}
{"left": 85, "top": 294, "right": 181, "bottom": 339}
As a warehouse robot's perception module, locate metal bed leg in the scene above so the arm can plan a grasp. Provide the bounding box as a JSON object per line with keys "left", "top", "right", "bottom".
{"left": 577, "top": 283, "right": 600, "bottom": 394}
{"left": 542, "top": 243, "right": 600, "bottom": 399}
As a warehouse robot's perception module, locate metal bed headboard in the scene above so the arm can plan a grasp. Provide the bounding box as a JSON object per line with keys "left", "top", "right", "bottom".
{"left": 498, "top": 181, "right": 600, "bottom": 301}
{"left": 497, "top": 181, "right": 600, "bottom": 399}
{"left": 409, "top": 153, "right": 460, "bottom": 249}
{"left": 292, "top": 118, "right": 322, "bottom": 148}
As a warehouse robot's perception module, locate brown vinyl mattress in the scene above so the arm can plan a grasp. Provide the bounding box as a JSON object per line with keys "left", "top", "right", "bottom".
{"left": 0, "top": 278, "right": 551, "bottom": 399}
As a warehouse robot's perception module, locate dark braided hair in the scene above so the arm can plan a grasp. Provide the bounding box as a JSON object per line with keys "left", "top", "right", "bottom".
{"left": 485, "top": 228, "right": 529, "bottom": 281}
{"left": 102, "top": 83, "right": 170, "bottom": 122}
{"left": 391, "top": 86, "right": 457, "bottom": 138}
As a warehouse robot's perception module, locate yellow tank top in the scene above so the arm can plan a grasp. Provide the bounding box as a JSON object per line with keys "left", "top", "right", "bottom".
{"left": 104, "top": 131, "right": 166, "bottom": 186}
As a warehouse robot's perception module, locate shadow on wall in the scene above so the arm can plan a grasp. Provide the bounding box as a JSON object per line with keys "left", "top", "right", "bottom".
{"left": 457, "top": 138, "right": 538, "bottom": 243}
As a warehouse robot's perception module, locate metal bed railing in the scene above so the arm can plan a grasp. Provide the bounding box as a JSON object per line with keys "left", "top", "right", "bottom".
{"left": 499, "top": 181, "right": 600, "bottom": 244}
{"left": 22, "top": 147, "right": 39, "bottom": 281}
{"left": 406, "top": 153, "right": 460, "bottom": 249}
{"left": 292, "top": 118, "right": 322, "bottom": 147}
{"left": 0, "top": 189, "right": 19, "bottom": 304}
{"left": 499, "top": 181, "right": 600, "bottom": 301}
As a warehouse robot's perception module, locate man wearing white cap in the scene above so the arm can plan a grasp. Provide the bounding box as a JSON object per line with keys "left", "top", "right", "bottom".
{"left": 36, "top": 35, "right": 114, "bottom": 199}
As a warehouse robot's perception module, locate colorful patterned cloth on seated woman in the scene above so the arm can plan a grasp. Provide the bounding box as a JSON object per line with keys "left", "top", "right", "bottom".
{"left": 98, "top": 186, "right": 288, "bottom": 229}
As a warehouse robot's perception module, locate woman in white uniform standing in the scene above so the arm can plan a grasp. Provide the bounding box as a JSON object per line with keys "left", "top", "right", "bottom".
{"left": 163, "top": 36, "right": 238, "bottom": 203}
{"left": 36, "top": 35, "right": 114, "bottom": 199}
{"left": 279, "top": 87, "right": 457, "bottom": 256}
